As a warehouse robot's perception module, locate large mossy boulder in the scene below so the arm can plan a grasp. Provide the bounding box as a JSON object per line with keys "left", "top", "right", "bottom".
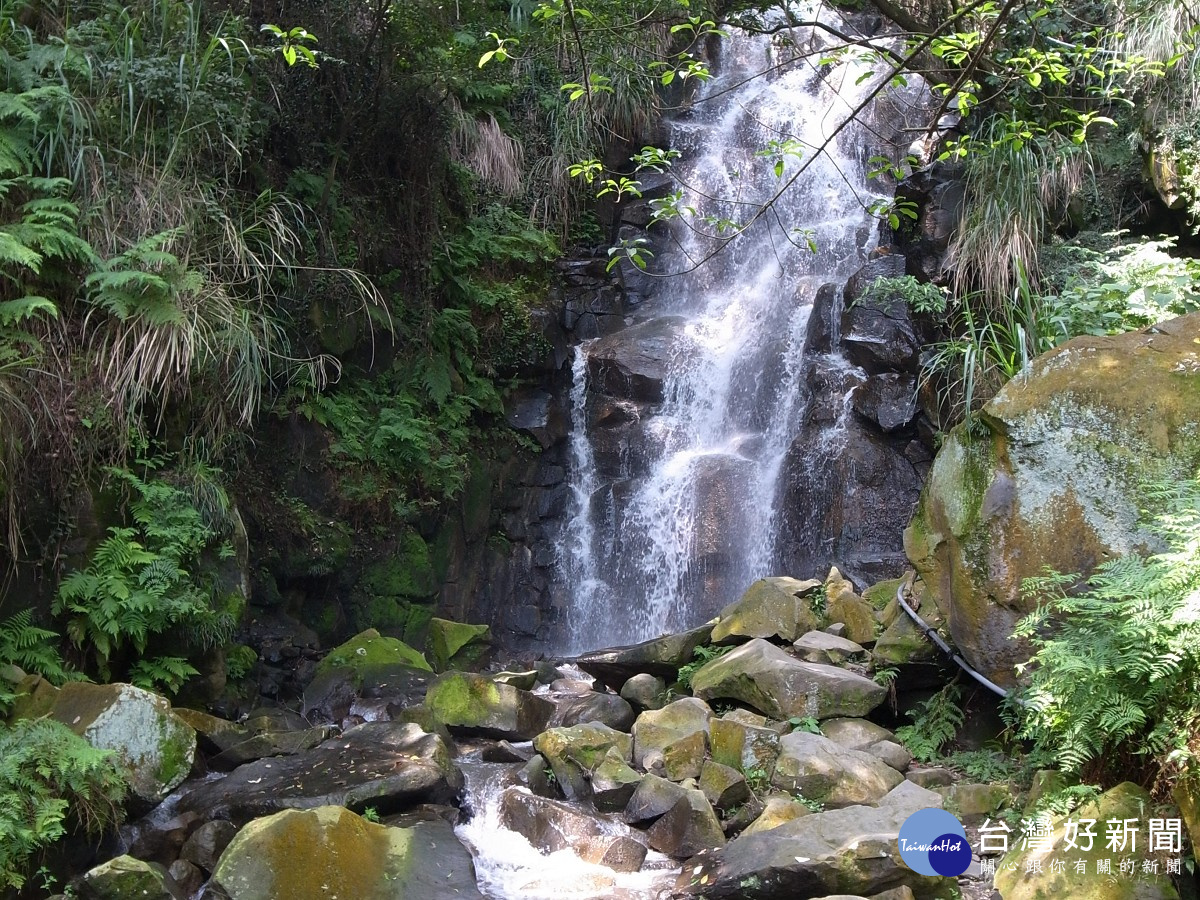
{"left": 996, "top": 782, "right": 1179, "bottom": 900}
{"left": 905, "top": 314, "right": 1200, "bottom": 687}
{"left": 314, "top": 629, "right": 432, "bottom": 678}
{"left": 710, "top": 577, "right": 823, "bottom": 644}
{"left": 674, "top": 780, "right": 955, "bottom": 898}
{"left": 631, "top": 697, "right": 712, "bottom": 770}
{"left": 424, "top": 671, "right": 553, "bottom": 739}
{"left": 210, "top": 806, "right": 482, "bottom": 900}
{"left": 690, "top": 639, "right": 886, "bottom": 720}
{"left": 49, "top": 682, "right": 195, "bottom": 803}
{"left": 770, "top": 731, "right": 904, "bottom": 807}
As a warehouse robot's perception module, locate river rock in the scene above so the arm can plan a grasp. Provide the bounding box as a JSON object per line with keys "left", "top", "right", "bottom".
{"left": 174, "top": 708, "right": 330, "bottom": 769}
{"left": 167, "top": 860, "right": 203, "bottom": 895}
{"left": 624, "top": 773, "right": 691, "bottom": 823}
{"left": 427, "top": 617, "right": 491, "bottom": 672}
{"left": 771, "top": 731, "right": 904, "bottom": 807}
{"left": 574, "top": 623, "right": 713, "bottom": 687}
{"left": 303, "top": 629, "right": 432, "bottom": 722}
{"left": 424, "top": 671, "right": 554, "bottom": 739}
{"left": 620, "top": 673, "right": 667, "bottom": 710}
{"left": 699, "top": 760, "right": 750, "bottom": 810}
{"left": 710, "top": 716, "right": 781, "bottom": 773}
{"left": 663, "top": 729, "right": 709, "bottom": 781}
{"left": 711, "top": 577, "right": 823, "bottom": 644}
{"left": 689, "top": 639, "right": 887, "bottom": 720}
{"left": 905, "top": 314, "right": 1200, "bottom": 687}
{"left": 868, "top": 740, "right": 912, "bottom": 772}
{"left": 534, "top": 721, "right": 632, "bottom": 801}
{"left": 551, "top": 690, "right": 636, "bottom": 731}
{"left": 587, "top": 316, "right": 686, "bottom": 403}
{"left": 180, "top": 819, "right": 239, "bottom": 872}
{"left": 498, "top": 787, "right": 607, "bottom": 853}
{"left": 673, "top": 780, "right": 953, "bottom": 898}
{"left": 824, "top": 567, "right": 879, "bottom": 645}
{"left": 741, "top": 795, "right": 813, "bottom": 835}
{"left": 996, "top": 782, "right": 1179, "bottom": 900}
{"left": 79, "top": 855, "right": 180, "bottom": 900}
{"left": 209, "top": 806, "right": 482, "bottom": 899}
{"left": 632, "top": 697, "right": 712, "bottom": 769}
{"left": 793, "top": 631, "right": 868, "bottom": 665}
{"left": 591, "top": 747, "right": 644, "bottom": 811}
{"left": 48, "top": 682, "right": 195, "bottom": 803}
{"left": 577, "top": 834, "right": 649, "bottom": 873}
{"left": 176, "top": 722, "right": 459, "bottom": 824}
{"left": 647, "top": 788, "right": 726, "bottom": 857}
{"left": 840, "top": 289, "right": 921, "bottom": 375}
{"left": 820, "top": 717, "right": 896, "bottom": 752}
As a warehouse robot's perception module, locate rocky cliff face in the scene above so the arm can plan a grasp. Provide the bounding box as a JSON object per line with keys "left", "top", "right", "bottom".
{"left": 905, "top": 312, "right": 1200, "bottom": 687}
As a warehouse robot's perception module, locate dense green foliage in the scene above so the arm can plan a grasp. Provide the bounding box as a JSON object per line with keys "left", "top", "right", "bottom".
{"left": 1014, "top": 473, "right": 1200, "bottom": 785}
{"left": 0, "top": 718, "right": 127, "bottom": 891}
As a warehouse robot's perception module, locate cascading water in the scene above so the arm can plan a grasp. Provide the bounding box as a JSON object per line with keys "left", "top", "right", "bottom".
{"left": 557, "top": 8, "right": 926, "bottom": 652}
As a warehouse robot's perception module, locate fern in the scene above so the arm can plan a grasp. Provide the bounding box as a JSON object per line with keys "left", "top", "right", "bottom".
{"left": 0, "top": 718, "right": 127, "bottom": 890}
{"left": 895, "top": 683, "right": 965, "bottom": 762}
{"left": 678, "top": 643, "right": 733, "bottom": 690}
{"left": 0, "top": 610, "right": 70, "bottom": 689}
{"left": 1014, "top": 471, "right": 1200, "bottom": 778}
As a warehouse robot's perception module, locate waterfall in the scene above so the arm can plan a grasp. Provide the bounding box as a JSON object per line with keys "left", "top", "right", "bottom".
{"left": 557, "top": 10, "right": 926, "bottom": 653}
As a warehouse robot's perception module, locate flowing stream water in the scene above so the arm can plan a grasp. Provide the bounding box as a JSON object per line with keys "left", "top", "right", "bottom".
{"left": 457, "top": 11, "right": 927, "bottom": 897}
{"left": 557, "top": 7, "right": 920, "bottom": 652}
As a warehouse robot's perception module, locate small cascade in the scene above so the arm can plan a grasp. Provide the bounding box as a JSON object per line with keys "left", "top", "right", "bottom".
{"left": 454, "top": 753, "right": 679, "bottom": 900}
{"left": 557, "top": 9, "right": 927, "bottom": 652}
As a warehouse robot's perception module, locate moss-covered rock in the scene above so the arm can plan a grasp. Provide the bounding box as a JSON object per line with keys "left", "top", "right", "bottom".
{"left": 631, "top": 697, "right": 712, "bottom": 770}
{"left": 905, "top": 314, "right": 1200, "bottom": 687}
{"left": 823, "top": 567, "right": 878, "bottom": 645}
{"left": 314, "top": 628, "right": 432, "bottom": 680}
{"left": 425, "top": 671, "right": 553, "bottom": 739}
{"left": 771, "top": 731, "right": 904, "bottom": 807}
{"left": 210, "top": 806, "right": 483, "bottom": 899}
{"left": 535, "top": 721, "right": 633, "bottom": 801}
{"left": 996, "top": 782, "right": 1179, "bottom": 900}
{"left": 427, "top": 617, "right": 491, "bottom": 672}
{"left": 711, "top": 577, "right": 823, "bottom": 644}
{"left": 48, "top": 682, "right": 195, "bottom": 803}
{"left": 690, "top": 639, "right": 886, "bottom": 720}
{"left": 573, "top": 622, "right": 713, "bottom": 688}
{"left": 80, "top": 855, "right": 177, "bottom": 900}
{"left": 362, "top": 531, "right": 438, "bottom": 599}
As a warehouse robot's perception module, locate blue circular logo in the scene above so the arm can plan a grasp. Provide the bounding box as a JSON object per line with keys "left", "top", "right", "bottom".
{"left": 898, "top": 808, "right": 970, "bottom": 876}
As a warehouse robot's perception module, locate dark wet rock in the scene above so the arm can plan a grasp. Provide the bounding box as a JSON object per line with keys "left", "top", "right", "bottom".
{"left": 577, "top": 834, "right": 649, "bottom": 873}
{"left": 620, "top": 673, "right": 667, "bottom": 710}
{"left": 507, "top": 388, "right": 569, "bottom": 449}
{"left": 624, "top": 773, "right": 691, "bottom": 824}
{"left": 180, "top": 819, "right": 239, "bottom": 872}
{"left": 647, "top": 788, "right": 726, "bottom": 858}
{"left": 176, "top": 722, "right": 459, "bottom": 824}
{"left": 550, "top": 690, "right": 636, "bottom": 731}
{"left": 853, "top": 373, "right": 919, "bottom": 432}
{"left": 574, "top": 622, "right": 713, "bottom": 688}
{"left": 174, "top": 708, "right": 331, "bottom": 770}
{"left": 498, "top": 787, "right": 607, "bottom": 853}
{"left": 587, "top": 316, "right": 686, "bottom": 403}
